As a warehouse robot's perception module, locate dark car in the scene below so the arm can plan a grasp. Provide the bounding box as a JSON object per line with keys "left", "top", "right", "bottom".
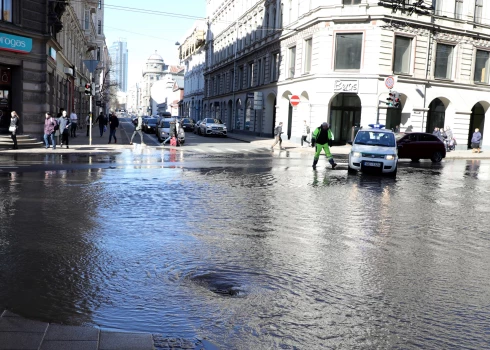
{"left": 181, "top": 118, "right": 195, "bottom": 131}
{"left": 397, "top": 132, "right": 446, "bottom": 162}
{"left": 142, "top": 117, "right": 158, "bottom": 134}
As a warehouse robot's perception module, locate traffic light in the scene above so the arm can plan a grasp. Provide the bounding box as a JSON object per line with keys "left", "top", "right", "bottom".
{"left": 91, "top": 83, "right": 95, "bottom": 96}
{"left": 393, "top": 91, "right": 401, "bottom": 108}
{"left": 386, "top": 91, "right": 394, "bottom": 107}
{"left": 84, "top": 83, "right": 91, "bottom": 96}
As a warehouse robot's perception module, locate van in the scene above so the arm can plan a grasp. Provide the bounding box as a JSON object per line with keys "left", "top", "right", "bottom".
{"left": 156, "top": 117, "right": 185, "bottom": 145}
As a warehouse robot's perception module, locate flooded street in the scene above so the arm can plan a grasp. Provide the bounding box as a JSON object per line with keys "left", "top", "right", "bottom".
{"left": 1, "top": 149, "right": 489, "bottom": 349}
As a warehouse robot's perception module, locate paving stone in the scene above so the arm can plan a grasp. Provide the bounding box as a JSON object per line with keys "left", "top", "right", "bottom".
{"left": 39, "top": 340, "right": 98, "bottom": 350}
{"left": 44, "top": 324, "right": 99, "bottom": 341}
{"left": 1, "top": 310, "right": 22, "bottom": 318}
{"left": 0, "top": 332, "right": 44, "bottom": 349}
{"left": 0, "top": 317, "right": 48, "bottom": 333}
{"left": 99, "top": 332, "right": 154, "bottom": 350}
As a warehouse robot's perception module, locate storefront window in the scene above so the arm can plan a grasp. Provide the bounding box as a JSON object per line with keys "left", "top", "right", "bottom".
{"left": 2, "top": 0, "right": 12, "bottom": 22}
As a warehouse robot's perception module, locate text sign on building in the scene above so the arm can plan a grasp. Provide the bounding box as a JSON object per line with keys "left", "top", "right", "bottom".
{"left": 0, "top": 32, "right": 32, "bottom": 54}
{"left": 253, "top": 91, "right": 263, "bottom": 110}
{"left": 334, "top": 80, "right": 359, "bottom": 93}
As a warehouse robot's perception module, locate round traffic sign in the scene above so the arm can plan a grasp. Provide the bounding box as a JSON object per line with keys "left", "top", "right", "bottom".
{"left": 385, "top": 76, "right": 395, "bottom": 89}
{"left": 290, "top": 95, "right": 300, "bottom": 106}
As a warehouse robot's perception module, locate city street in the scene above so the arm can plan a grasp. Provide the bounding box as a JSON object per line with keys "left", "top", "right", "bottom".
{"left": 0, "top": 134, "right": 489, "bottom": 349}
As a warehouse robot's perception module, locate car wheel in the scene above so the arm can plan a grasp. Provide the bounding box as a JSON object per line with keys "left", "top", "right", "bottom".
{"left": 347, "top": 165, "right": 357, "bottom": 174}
{"left": 431, "top": 152, "right": 443, "bottom": 163}
{"left": 411, "top": 158, "right": 420, "bottom": 162}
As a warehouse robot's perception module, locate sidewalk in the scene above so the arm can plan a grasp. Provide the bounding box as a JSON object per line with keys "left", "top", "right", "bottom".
{"left": 226, "top": 132, "right": 490, "bottom": 159}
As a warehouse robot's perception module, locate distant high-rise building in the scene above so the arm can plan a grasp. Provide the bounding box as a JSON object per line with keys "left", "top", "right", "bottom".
{"left": 109, "top": 39, "right": 128, "bottom": 92}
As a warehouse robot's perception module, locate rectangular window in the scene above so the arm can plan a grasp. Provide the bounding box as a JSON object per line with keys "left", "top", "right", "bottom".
{"left": 98, "top": 20, "right": 102, "bottom": 35}
{"left": 288, "top": 46, "right": 296, "bottom": 78}
{"left": 335, "top": 33, "right": 362, "bottom": 70}
{"left": 304, "top": 38, "right": 312, "bottom": 73}
{"left": 98, "top": 0, "right": 102, "bottom": 9}
{"left": 475, "top": 0, "right": 483, "bottom": 24}
{"left": 455, "top": 0, "right": 463, "bottom": 20}
{"left": 238, "top": 66, "right": 244, "bottom": 90}
{"left": 247, "top": 62, "right": 254, "bottom": 87}
{"left": 257, "top": 59, "right": 263, "bottom": 85}
{"left": 96, "top": 47, "right": 101, "bottom": 61}
{"left": 271, "top": 53, "right": 279, "bottom": 81}
{"left": 433, "top": 0, "right": 442, "bottom": 16}
{"left": 393, "top": 36, "right": 412, "bottom": 74}
{"left": 343, "top": 0, "right": 361, "bottom": 4}
{"left": 1, "top": 0, "right": 12, "bottom": 22}
{"left": 474, "top": 50, "right": 490, "bottom": 84}
{"left": 84, "top": 10, "right": 90, "bottom": 30}
{"left": 434, "top": 44, "right": 454, "bottom": 79}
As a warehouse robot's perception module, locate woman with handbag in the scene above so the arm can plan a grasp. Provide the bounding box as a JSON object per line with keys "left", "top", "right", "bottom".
{"left": 9, "top": 111, "right": 20, "bottom": 150}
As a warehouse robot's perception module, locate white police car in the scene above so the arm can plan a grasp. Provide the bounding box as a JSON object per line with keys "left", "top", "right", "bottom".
{"left": 348, "top": 124, "right": 398, "bottom": 176}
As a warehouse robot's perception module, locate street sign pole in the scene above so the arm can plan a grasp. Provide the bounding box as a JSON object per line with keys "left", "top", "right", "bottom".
{"left": 83, "top": 60, "right": 99, "bottom": 146}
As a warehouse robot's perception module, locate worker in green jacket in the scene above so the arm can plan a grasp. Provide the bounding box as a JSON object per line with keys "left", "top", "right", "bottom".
{"left": 311, "top": 122, "right": 337, "bottom": 170}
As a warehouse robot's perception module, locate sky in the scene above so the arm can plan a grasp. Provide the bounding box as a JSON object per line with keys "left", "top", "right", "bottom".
{"left": 103, "top": 0, "right": 207, "bottom": 89}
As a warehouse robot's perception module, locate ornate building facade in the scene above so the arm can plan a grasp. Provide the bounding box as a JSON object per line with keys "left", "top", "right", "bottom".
{"left": 0, "top": 0, "right": 108, "bottom": 136}
{"left": 203, "top": 0, "right": 490, "bottom": 149}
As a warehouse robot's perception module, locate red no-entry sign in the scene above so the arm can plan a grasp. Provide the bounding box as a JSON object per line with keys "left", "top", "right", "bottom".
{"left": 290, "top": 95, "right": 300, "bottom": 106}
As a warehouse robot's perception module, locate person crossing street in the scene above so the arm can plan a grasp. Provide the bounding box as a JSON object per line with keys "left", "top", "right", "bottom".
{"left": 311, "top": 122, "right": 337, "bottom": 170}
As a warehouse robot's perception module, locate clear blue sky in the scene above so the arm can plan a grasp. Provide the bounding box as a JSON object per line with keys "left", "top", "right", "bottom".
{"left": 104, "top": 0, "right": 207, "bottom": 88}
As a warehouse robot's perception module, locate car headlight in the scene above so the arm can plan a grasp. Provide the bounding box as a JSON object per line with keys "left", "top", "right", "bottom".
{"left": 352, "top": 151, "right": 361, "bottom": 157}
{"left": 385, "top": 155, "right": 395, "bottom": 160}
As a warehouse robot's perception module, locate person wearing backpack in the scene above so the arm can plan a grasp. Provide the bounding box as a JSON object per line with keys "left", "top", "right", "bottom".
{"left": 271, "top": 121, "right": 285, "bottom": 150}
{"left": 301, "top": 120, "right": 311, "bottom": 147}
{"left": 108, "top": 113, "right": 119, "bottom": 143}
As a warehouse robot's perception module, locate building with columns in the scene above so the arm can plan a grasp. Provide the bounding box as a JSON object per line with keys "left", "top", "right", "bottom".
{"left": 203, "top": 0, "right": 490, "bottom": 149}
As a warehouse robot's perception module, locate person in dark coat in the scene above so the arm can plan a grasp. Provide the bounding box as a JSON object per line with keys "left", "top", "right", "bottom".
{"left": 95, "top": 112, "right": 107, "bottom": 137}
{"left": 471, "top": 128, "right": 482, "bottom": 153}
{"left": 108, "top": 113, "right": 119, "bottom": 143}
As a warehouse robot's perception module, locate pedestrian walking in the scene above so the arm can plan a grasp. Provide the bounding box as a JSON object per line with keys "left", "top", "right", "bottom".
{"left": 95, "top": 112, "right": 107, "bottom": 137}
{"left": 70, "top": 109, "right": 78, "bottom": 137}
{"left": 301, "top": 120, "right": 310, "bottom": 147}
{"left": 271, "top": 121, "right": 285, "bottom": 150}
{"left": 311, "top": 122, "right": 337, "bottom": 170}
{"left": 108, "top": 113, "right": 119, "bottom": 143}
{"left": 58, "top": 110, "right": 71, "bottom": 148}
{"left": 43, "top": 112, "right": 58, "bottom": 149}
{"left": 9, "top": 111, "right": 20, "bottom": 150}
{"left": 471, "top": 128, "right": 482, "bottom": 153}
{"left": 130, "top": 115, "right": 145, "bottom": 145}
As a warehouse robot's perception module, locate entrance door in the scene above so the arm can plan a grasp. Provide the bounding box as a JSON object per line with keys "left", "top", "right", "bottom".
{"left": 469, "top": 103, "right": 485, "bottom": 148}
{"left": 0, "top": 67, "right": 12, "bottom": 133}
{"left": 329, "top": 93, "right": 361, "bottom": 145}
{"left": 426, "top": 98, "right": 445, "bottom": 133}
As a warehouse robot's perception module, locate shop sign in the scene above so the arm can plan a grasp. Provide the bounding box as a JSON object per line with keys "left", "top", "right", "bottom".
{"left": 0, "top": 32, "right": 32, "bottom": 54}
{"left": 334, "top": 80, "right": 359, "bottom": 93}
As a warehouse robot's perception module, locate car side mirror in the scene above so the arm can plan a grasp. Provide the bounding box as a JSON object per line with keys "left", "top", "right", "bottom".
{"left": 347, "top": 141, "right": 353, "bottom": 145}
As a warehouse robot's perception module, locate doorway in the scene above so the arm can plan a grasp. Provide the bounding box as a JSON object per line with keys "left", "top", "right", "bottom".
{"left": 0, "top": 66, "right": 12, "bottom": 134}
{"left": 329, "top": 93, "right": 361, "bottom": 145}
{"left": 468, "top": 103, "right": 485, "bottom": 148}
{"left": 426, "top": 98, "right": 445, "bottom": 133}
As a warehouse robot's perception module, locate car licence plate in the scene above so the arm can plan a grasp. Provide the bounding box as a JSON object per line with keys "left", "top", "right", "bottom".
{"left": 363, "top": 161, "right": 381, "bottom": 167}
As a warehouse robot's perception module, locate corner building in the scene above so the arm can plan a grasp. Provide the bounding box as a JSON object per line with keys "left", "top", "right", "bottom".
{"left": 206, "top": 0, "right": 490, "bottom": 149}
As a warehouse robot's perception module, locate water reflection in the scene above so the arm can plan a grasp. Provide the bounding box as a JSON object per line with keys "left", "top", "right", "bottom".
{"left": 0, "top": 155, "right": 489, "bottom": 349}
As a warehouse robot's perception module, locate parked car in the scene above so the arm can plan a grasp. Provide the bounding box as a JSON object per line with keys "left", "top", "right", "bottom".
{"left": 348, "top": 124, "right": 398, "bottom": 176}
{"left": 397, "top": 132, "right": 446, "bottom": 162}
{"left": 156, "top": 117, "right": 185, "bottom": 144}
{"left": 194, "top": 120, "right": 202, "bottom": 134}
{"left": 199, "top": 118, "right": 227, "bottom": 137}
{"left": 142, "top": 117, "right": 158, "bottom": 134}
{"left": 181, "top": 118, "right": 195, "bottom": 131}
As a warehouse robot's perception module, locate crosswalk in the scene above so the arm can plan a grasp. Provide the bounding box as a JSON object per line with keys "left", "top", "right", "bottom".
{"left": 159, "top": 146, "right": 273, "bottom": 155}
